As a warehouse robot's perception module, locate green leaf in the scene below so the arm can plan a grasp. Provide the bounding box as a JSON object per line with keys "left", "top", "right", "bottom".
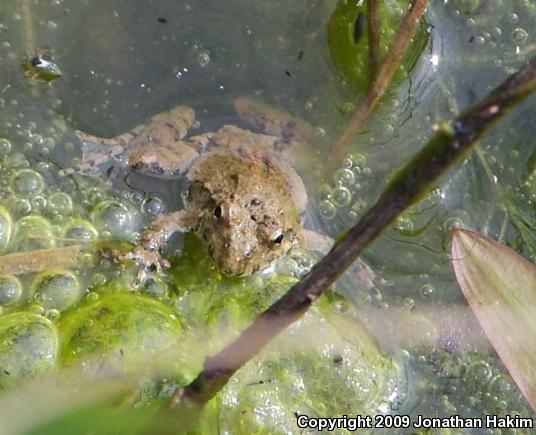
{"left": 451, "top": 228, "right": 536, "bottom": 412}
{"left": 327, "top": 0, "right": 428, "bottom": 91}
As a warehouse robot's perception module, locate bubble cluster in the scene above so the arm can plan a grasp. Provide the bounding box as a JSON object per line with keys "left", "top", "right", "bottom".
{"left": 277, "top": 247, "right": 317, "bottom": 278}
{"left": 318, "top": 153, "right": 369, "bottom": 222}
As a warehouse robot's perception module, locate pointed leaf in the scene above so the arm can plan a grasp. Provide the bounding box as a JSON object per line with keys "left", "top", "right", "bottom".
{"left": 451, "top": 228, "right": 536, "bottom": 412}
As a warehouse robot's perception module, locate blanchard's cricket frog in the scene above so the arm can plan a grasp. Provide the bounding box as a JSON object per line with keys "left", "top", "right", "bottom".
{"left": 64, "top": 98, "right": 337, "bottom": 277}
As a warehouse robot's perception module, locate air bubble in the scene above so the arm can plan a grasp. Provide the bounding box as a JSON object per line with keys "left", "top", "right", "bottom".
{"left": 332, "top": 187, "right": 352, "bottom": 207}
{"left": 349, "top": 153, "right": 367, "bottom": 168}
{"left": 443, "top": 216, "right": 464, "bottom": 232}
{"left": 130, "top": 191, "right": 144, "bottom": 205}
{"left": 318, "top": 184, "right": 333, "bottom": 201}
{"left": 45, "top": 309, "right": 60, "bottom": 321}
{"left": 63, "top": 219, "right": 98, "bottom": 244}
{"left": 319, "top": 200, "right": 337, "bottom": 220}
{"left": 314, "top": 127, "right": 326, "bottom": 138}
{"left": 333, "top": 168, "right": 355, "bottom": 186}
{"left": 512, "top": 28, "right": 528, "bottom": 43}
{"left": 403, "top": 297, "right": 415, "bottom": 309}
{"left": 395, "top": 216, "right": 414, "bottom": 235}
{"left": 454, "top": 0, "right": 480, "bottom": 14}
{"left": 47, "top": 192, "right": 73, "bottom": 215}
{"left": 507, "top": 13, "right": 519, "bottom": 25}
{"left": 142, "top": 195, "right": 167, "bottom": 215}
{"left": 91, "top": 199, "right": 133, "bottom": 239}
{"left": 464, "top": 360, "right": 492, "bottom": 382}
{"left": 142, "top": 276, "right": 169, "bottom": 298}
{"left": 0, "top": 206, "right": 12, "bottom": 253}
{"left": 197, "top": 51, "right": 211, "bottom": 68}
{"left": 13, "top": 215, "right": 55, "bottom": 251}
{"left": 10, "top": 169, "right": 45, "bottom": 198}
{"left": 0, "top": 312, "right": 58, "bottom": 388}
{"left": 30, "top": 195, "right": 47, "bottom": 211}
{"left": 13, "top": 198, "right": 32, "bottom": 216}
{"left": 32, "top": 270, "right": 82, "bottom": 311}
{"left": 0, "top": 138, "right": 11, "bottom": 156}
{"left": 0, "top": 274, "right": 22, "bottom": 306}
{"left": 419, "top": 283, "right": 434, "bottom": 298}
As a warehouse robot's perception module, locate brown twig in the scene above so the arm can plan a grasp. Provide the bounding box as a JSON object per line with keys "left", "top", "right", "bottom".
{"left": 330, "top": 0, "right": 429, "bottom": 163}
{"left": 171, "top": 56, "right": 536, "bottom": 408}
{"left": 367, "top": 0, "right": 381, "bottom": 79}
{"left": 21, "top": 0, "right": 35, "bottom": 52}
{"left": 0, "top": 245, "right": 81, "bottom": 275}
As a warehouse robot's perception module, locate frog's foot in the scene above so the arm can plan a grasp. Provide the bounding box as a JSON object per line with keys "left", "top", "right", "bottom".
{"left": 120, "top": 246, "right": 171, "bottom": 284}
{"left": 233, "top": 97, "right": 317, "bottom": 144}
{"left": 123, "top": 210, "right": 198, "bottom": 284}
{"left": 128, "top": 133, "right": 212, "bottom": 178}
{"left": 59, "top": 130, "right": 128, "bottom": 178}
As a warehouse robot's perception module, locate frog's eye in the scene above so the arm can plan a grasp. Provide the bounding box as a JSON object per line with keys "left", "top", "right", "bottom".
{"left": 213, "top": 205, "right": 222, "bottom": 218}
{"left": 273, "top": 234, "right": 284, "bottom": 244}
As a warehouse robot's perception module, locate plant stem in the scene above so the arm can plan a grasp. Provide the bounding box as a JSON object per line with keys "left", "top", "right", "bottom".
{"left": 367, "top": 0, "right": 381, "bottom": 80}
{"left": 171, "top": 56, "right": 536, "bottom": 408}
{"left": 330, "top": 0, "right": 429, "bottom": 163}
{"left": 21, "top": 0, "right": 35, "bottom": 52}
{"left": 0, "top": 245, "right": 82, "bottom": 275}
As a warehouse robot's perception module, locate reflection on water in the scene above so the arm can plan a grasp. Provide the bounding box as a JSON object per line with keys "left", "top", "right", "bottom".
{"left": 0, "top": 0, "right": 536, "bottom": 428}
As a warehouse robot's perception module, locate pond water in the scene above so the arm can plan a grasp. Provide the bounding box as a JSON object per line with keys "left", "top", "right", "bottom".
{"left": 0, "top": 0, "right": 535, "bottom": 432}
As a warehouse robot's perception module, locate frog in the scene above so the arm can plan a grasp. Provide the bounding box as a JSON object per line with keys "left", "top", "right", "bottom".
{"left": 62, "top": 98, "right": 376, "bottom": 289}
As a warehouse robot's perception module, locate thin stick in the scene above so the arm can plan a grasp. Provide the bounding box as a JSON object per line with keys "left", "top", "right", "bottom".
{"left": 21, "top": 0, "right": 35, "bottom": 52}
{"left": 330, "top": 0, "right": 429, "bottom": 163}
{"left": 0, "top": 245, "right": 81, "bottom": 275}
{"left": 367, "top": 0, "right": 381, "bottom": 79}
{"left": 171, "top": 56, "right": 536, "bottom": 407}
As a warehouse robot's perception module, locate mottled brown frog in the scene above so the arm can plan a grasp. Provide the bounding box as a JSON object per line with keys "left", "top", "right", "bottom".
{"left": 64, "top": 98, "right": 335, "bottom": 277}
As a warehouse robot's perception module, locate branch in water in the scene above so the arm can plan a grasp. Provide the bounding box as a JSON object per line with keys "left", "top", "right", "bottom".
{"left": 367, "top": 0, "right": 381, "bottom": 79}
{"left": 171, "top": 56, "right": 536, "bottom": 407}
{"left": 21, "top": 0, "right": 35, "bottom": 52}
{"left": 0, "top": 245, "right": 81, "bottom": 275}
{"left": 330, "top": 0, "right": 429, "bottom": 163}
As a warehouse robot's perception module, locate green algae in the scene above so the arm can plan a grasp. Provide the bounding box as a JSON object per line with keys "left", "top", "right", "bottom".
{"left": 0, "top": 312, "right": 59, "bottom": 389}
{"left": 59, "top": 292, "right": 185, "bottom": 372}
{"left": 219, "top": 309, "right": 401, "bottom": 434}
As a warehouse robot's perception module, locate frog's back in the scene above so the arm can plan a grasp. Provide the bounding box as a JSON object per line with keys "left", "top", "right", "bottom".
{"left": 188, "top": 149, "right": 301, "bottom": 225}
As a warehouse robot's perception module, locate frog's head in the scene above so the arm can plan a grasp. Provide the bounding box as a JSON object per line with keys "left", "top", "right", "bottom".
{"left": 200, "top": 197, "right": 300, "bottom": 276}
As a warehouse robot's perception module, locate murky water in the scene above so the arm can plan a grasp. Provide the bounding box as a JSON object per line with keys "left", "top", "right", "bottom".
{"left": 1, "top": 0, "right": 536, "bottom": 432}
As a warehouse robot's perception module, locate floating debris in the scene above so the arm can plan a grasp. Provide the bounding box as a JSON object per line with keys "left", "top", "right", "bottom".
{"left": 20, "top": 54, "right": 62, "bottom": 82}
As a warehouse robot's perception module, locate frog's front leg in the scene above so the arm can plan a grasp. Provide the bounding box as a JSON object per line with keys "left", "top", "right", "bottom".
{"left": 59, "top": 131, "right": 129, "bottom": 177}
{"left": 123, "top": 209, "right": 199, "bottom": 277}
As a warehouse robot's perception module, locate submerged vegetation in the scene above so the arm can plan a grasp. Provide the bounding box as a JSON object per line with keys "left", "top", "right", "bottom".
{"left": 0, "top": 0, "right": 535, "bottom": 433}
